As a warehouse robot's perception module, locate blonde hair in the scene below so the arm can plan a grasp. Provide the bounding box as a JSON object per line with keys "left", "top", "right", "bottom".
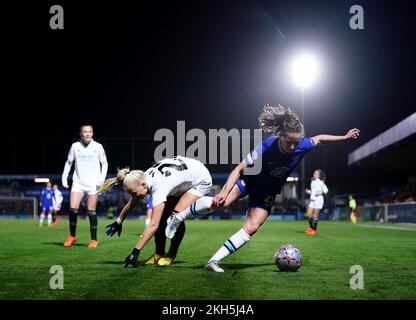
{"left": 258, "top": 104, "right": 303, "bottom": 136}
{"left": 97, "top": 167, "right": 146, "bottom": 194}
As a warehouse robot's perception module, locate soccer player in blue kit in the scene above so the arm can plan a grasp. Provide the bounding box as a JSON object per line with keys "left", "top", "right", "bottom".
{"left": 166, "top": 105, "right": 360, "bottom": 272}
{"left": 39, "top": 181, "right": 56, "bottom": 227}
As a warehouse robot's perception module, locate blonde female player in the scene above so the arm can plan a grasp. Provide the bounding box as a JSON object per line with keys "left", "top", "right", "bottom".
{"left": 305, "top": 169, "right": 328, "bottom": 235}
{"left": 61, "top": 125, "right": 108, "bottom": 248}
{"left": 165, "top": 105, "right": 360, "bottom": 272}
{"left": 97, "top": 156, "right": 212, "bottom": 268}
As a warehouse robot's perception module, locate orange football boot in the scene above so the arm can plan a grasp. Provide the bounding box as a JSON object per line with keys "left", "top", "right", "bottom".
{"left": 63, "top": 236, "right": 77, "bottom": 247}
{"left": 305, "top": 228, "right": 315, "bottom": 235}
{"left": 88, "top": 240, "right": 99, "bottom": 248}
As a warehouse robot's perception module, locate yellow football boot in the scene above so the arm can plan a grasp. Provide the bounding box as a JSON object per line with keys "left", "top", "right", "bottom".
{"left": 144, "top": 253, "right": 163, "bottom": 265}
{"left": 157, "top": 253, "right": 175, "bottom": 267}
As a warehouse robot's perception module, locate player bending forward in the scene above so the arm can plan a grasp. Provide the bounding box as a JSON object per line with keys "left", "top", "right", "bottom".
{"left": 165, "top": 104, "right": 360, "bottom": 272}
{"left": 97, "top": 156, "right": 212, "bottom": 268}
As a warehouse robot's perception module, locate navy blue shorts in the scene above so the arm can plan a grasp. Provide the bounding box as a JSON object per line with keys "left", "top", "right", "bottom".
{"left": 236, "top": 179, "right": 276, "bottom": 214}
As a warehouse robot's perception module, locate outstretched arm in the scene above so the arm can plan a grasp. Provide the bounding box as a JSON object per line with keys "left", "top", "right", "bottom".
{"left": 106, "top": 195, "right": 141, "bottom": 237}
{"left": 212, "top": 161, "right": 247, "bottom": 207}
{"left": 312, "top": 128, "right": 360, "bottom": 146}
{"left": 117, "top": 196, "right": 141, "bottom": 223}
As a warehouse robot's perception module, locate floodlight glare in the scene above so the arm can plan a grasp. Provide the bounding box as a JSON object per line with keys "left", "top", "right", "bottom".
{"left": 291, "top": 53, "right": 319, "bottom": 88}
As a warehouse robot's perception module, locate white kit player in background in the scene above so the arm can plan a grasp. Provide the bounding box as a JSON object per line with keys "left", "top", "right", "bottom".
{"left": 61, "top": 124, "right": 108, "bottom": 248}
{"left": 97, "top": 155, "right": 212, "bottom": 268}
{"left": 305, "top": 169, "right": 328, "bottom": 235}
{"left": 51, "top": 183, "right": 63, "bottom": 226}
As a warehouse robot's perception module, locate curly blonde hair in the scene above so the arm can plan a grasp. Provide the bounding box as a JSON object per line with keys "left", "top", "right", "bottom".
{"left": 258, "top": 104, "right": 303, "bottom": 136}
{"left": 97, "top": 167, "right": 145, "bottom": 194}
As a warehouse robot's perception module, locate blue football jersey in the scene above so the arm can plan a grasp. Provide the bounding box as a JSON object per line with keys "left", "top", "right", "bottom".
{"left": 242, "top": 136, "right": 316, "bottom": 194}
{"left": 146, "top": 195, "right": 153, "bottom": 210}
{"left": 41, "top": 187, "right": 55, "bottom": 208}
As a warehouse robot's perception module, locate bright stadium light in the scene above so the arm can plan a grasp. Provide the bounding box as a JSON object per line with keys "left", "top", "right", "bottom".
{"left": 286, "top": 177, "right": 299, "bottom": 182}
{"left": 291, "top": 53, "right": 319, "bottom": 88}
{"left": 290, "top": 51, "right": 321, "bottom": 211}
{"left": 34, "top": 178, "right": 50, "bottom": 183}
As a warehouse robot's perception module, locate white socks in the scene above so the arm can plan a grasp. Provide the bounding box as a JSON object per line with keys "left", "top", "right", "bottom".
{"left": 47, "top": 213, "right": 52, "bottom": 225}
{"left": 39, "top": 213, "right": 45, "bottom": 225}
{"left": 209, "top": 228, "right": 251, "bottom": 262}
{"left": 145, "top": 218, "right": 150, "bottom": 228}
{"left": 177, "top": 196, "right": 214, "bottom": 221}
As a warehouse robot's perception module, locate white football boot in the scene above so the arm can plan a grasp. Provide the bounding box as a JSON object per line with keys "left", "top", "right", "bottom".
{"left": 204, "top": 260, "right": 224, "bottom": 273}
{"left": 165, "top": 213, "right": 183, "bottom": 239}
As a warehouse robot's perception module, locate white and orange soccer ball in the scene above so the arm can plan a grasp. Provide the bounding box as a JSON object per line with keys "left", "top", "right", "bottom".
{"left": 274, "top": 244, "right": 303, "bottom": 272}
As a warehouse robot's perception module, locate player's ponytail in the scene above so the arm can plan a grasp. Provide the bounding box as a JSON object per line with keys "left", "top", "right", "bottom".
{"left": 318, "top": 169, "right": 326, "bottom": 181}
{"left": 97, "top": 167, "right": 131, "bottom": 194}
{"left": 258, "top": 104, "right": 304, "bottom": 136}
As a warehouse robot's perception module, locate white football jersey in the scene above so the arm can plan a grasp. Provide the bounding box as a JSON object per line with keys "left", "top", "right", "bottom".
{"left": 53, "top": 189, "right": 63, "bottom": 210}
{"left": 62, "top": 139, "right": 108, "bottom": 188}
{"left": 309, "top": 179, "right": 328, "bottom": 200}
{"left": 145, "top": 156, "right": 212, "bottom": 207}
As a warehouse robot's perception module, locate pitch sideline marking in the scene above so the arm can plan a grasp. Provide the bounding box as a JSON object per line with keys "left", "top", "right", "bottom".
{"left": 356, "top": 224, "right": 416, "bottom": 232}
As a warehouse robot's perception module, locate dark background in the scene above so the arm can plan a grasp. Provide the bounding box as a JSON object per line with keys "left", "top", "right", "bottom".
{"left": 2, "top": 0, "right": 415, "bottom": 192}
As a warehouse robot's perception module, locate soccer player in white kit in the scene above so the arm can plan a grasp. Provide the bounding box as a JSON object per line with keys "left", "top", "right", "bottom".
{"left": 62, "top": 125, "right": 108, "bottom": 248}
{"left": 51, "top": 183, "right": 63, "bottom": 226}
{"left": 305, "top": 169, "right": 328, "bottom": 235}
{"left": 97, "top": 156, "right": 212, "bottom": 268}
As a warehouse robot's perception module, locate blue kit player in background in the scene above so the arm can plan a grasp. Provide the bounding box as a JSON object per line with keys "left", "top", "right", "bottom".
{"left": 145, "top": 195, "right": 153, "bottom": 229}
{"left": 39, "top": 181, "right": 56, "bottom": 227}
{"left": 166, "top": 104, "right": 360, "bottom": 272}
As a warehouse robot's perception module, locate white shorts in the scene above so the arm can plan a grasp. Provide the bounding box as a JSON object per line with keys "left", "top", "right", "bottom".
{"left": 71, "top": 182, "right": 98, "bottom": 195}
{"left": 187, "top": 166, "right": 213, "bottom": 197}
{"left": 308, "top": 197, "right": 324, "bottom": 210}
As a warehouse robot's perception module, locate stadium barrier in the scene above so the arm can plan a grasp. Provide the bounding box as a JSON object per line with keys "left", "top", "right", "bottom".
{"left": 361, "top": 202, "right": 416, "bottom": 223}
{"left": 0, "top": 197, "right": 38, "bottom": 219}
{"left": 332, "top": 202, "right": 416, "bottom": 223}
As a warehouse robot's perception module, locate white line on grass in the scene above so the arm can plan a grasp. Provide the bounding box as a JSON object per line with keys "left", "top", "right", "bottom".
{"left": 356, "top": 224, "right": 416, "bottom": 232}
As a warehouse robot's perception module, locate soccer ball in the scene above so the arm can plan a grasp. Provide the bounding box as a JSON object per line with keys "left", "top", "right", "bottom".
{"left": 274, "top": 244, "right": 302, "bottom": 272}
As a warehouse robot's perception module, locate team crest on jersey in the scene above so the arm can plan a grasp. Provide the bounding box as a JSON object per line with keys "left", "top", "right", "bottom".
{"left": 270, "top": 167, "right": 290, "bottom": 178}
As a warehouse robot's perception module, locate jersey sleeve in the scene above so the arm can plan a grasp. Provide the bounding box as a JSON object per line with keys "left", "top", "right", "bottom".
{"left": 98, "top": 144, "right": 108, "bottom": 181}
{"left": 322, "top": 182, "right": 329, "bottom": 194}
{"left": 62, "top": 144, "right": 75, "bottom": 182}
{"left": 299, "top": 137, "right": 316, "bottom": 152}
{"left": 151, "top": 189, "right": 168, "bottom": 207}
{"left": 243, "top": 137, "right": 275, "bottom": 168}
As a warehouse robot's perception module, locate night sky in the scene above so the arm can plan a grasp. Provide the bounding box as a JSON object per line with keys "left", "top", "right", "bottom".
{"left": 3, "top": 0, "right": 415, "bottom": 191}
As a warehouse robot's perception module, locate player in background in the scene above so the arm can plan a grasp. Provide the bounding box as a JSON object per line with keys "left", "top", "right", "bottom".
{"left": 145, "top": 195, "right": 153, "bottom": 229}
{"left": 61, "top": 125, "right": 108, "bottom": 248}
{"left": 50, "top": 183, "right": 63, "bottom": 227}
{"left": 39, "top": 181, "right": 55, "bottom": 227}
{"left": 98, "top": 156, "right": 212, "bottom": 268}
{"left": 304, "top": 169, "right": 328, "bottom": 235}
{"left": 165, "top": 105, "right": 360, "bottom": 272}
{"left": 349, "top": 195, "right": 357, "bottom": 224}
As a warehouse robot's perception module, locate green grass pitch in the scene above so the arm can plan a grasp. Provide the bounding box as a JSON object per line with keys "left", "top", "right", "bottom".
{"left": 1, "top": 218, "right": 415, "bottom": 300}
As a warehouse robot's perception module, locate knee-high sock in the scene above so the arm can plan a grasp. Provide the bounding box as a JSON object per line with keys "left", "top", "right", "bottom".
{"left": 40, "top": 213, "right": 45, "bottom": 225}
{"left": 209, "top": 228, "right": 251, "bottom": 263}
{"left": 154, "top": 210, "right": 170, "bottom": 256}
{"left": 69, "top": 208, "right": 78, "bottom": 236}
{"left": 47, "top": 213, "right": 52, "bottom": 225}
{"left": 168, "top": 221, "right": 186, "bottom": 257}
{"left": 313, "top": 218, "right": 318, "bottom": 231}
{"left": 308, "top": 217, "right": 313, "bottom": 228}
{"left": 87, "top": 210, "right": 98, "bottom": 240}
{"left": 177, "top": 197, "right": 214, "bottom": 221}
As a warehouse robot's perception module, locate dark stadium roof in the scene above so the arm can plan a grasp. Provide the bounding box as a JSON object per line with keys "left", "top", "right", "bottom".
{"left": 348, "top": 113, "right": 416, "bottom": 175}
